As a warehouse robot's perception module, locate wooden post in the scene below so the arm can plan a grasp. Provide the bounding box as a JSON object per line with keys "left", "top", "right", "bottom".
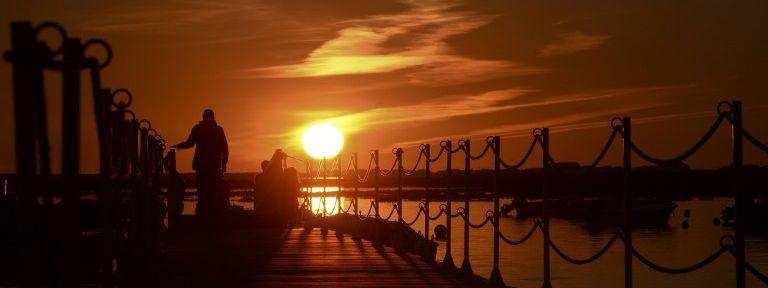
{"left": 443, "top": 141, "right": 456, "bottom": 270}
{"left": 60, "top": 36, "right": 83, "bottom": 287}
{"left": 622, "top": 117, "right": 633, "bottom": 288}
{"left": 732, "top": 101, "right": 746, "bottom": 288}
{"left": 542, "top": 128, "right": 552, "bottom": 288}
{"left": 460, "top": 139, "right": 472, "bottom": 275}
{"left": 490, "top": 136, "right": 504, "bottom": 286}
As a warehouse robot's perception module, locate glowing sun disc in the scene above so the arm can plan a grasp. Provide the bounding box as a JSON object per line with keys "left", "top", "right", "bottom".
{"left": 302, "top": 123, "right": 344, "bottom": 159}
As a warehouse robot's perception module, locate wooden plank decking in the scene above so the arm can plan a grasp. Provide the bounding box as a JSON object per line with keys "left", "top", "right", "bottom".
{"left": 156, "top": 227, "right": 470, "bottom": 287}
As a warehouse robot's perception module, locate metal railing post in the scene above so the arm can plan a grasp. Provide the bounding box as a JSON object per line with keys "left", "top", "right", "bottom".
{"left": 336, "top": 155, "right": 343, "bottom": 237}
{"left": 9, "top": 21, "right": 43, "bottom": 287}
{"left": 443, "top": 141, "right": 456, "bottom": 270}
{"left": 60, "top": 36, "right": 83, "bottom": 287}
{"left": 396, "top": 148, "right": 404, "bottom": 223}
{"left": 732, "top": 101, "right": 746, "bottom": 288}
{"left": 322, "top": 157, "right": 328, "bottom": 235}
{"left": 337, "top": 154, "right": 342, "bottom": 214}
{"left": 354, "top": 153, "right": 359, "bottom": 218}
{"left": 460, "top": 139, "right": 473, "bottom": 275}
{"left": 542, "top": 128, "right": 552, "bottom": 288}
{"left": 424, "top": 144, "right": 431, "bottom": 245}
{"left": 374, "top": 150, "right": 380, "bottom": 219}
{"left": 490, "top": 136, "right": 504, "bottom": 286}
{"left": 98, "top": 87, "right": 116, "bottom": 287}
{"left": 622, "top": 117, "right": 633, "bottom": 288}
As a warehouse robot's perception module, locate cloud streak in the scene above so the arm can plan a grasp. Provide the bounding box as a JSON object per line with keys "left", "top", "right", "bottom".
{"left": 239, "top": 1, "right": 543, "bottom": 85}
{"left": 539, "top": 31, "right": 611, "bottom": 57}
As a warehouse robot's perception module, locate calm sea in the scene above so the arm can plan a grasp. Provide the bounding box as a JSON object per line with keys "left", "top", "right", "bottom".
{"left": 185, "top": 195, "right": 768, "bottom": 287}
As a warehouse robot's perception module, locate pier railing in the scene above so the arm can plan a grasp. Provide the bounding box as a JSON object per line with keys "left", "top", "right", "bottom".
{"left": 4, "top": 21, "right": 169, "bottom": 287}
{"left": 299, "top": 101, "right": 768, "bottom": 287}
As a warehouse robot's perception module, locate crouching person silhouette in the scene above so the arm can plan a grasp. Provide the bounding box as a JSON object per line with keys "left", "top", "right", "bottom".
{"left": 172, "top": 109, "right": 229, "bottom": 227}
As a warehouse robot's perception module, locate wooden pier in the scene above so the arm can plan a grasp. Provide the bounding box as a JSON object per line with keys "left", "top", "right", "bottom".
{"left": 156, "top": 227, "right": 470, "bottom": 287}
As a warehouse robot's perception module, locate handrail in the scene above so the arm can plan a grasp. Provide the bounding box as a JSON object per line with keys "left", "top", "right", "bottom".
{"left": 296, "top": 100, "right": 763, "bottom": 288}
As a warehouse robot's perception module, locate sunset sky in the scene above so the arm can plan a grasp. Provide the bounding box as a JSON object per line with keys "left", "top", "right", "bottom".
{"left": 1, "top": 0, "right": 767, "bottom": 173}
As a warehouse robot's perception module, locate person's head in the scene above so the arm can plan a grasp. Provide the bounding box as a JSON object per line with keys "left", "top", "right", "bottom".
{"left": 202, "top": 109, "right": 215, "bottom": 121}
{"left": 261, "top": 160, "right": 270, "bottom": 172}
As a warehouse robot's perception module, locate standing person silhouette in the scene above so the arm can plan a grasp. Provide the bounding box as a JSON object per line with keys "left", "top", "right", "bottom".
{"left": 172, "top": 109, "right": 229, "bottom": 225}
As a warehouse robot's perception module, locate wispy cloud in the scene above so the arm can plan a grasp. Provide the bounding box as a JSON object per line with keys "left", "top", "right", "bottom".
{"left": 538, "top": 31, "right": 611, "bottom": 57}
{"left": 78, "top": 0, "right": 270, "bottom": 33}
{"left": 389, "top": 85, "right": 690, "bottom": 147}
{"left": 238, "top": 1, "right": 543, "bottom": 84}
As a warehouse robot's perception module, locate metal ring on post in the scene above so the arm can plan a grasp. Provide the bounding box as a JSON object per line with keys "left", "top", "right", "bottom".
{"left": 720, "top": 235, "right": 735, "bottom": 249}
{"left": 532, "top": 128, "right": 544, "bottom": 138}
{"left": 485, "top": 210, "right": 495, "bottom": 220}
{"left": 138, "top": 119, "right": 151, "bottom": 130}
{"left": 457, "top": 139, "right": 467, "bottom": 149}
{"left": 610, "top": 117, "right": 624, "bottom": 132}
{"left": 418, "top": 144, "right": 427, "bottom": 152}
{"left": 34, "top": 22, "right": 68, "bottom": 55}
{"left": 83, "top": 39, "right": 113, "bottom": 68}
{"left": 486, "top": 136, "right": 495, "bottom": 144}
{"left": 124, "top": 110, "right": 136, "bottom": 121}
{"left": 148, "top": 128, "right": 158, "bottom": 137}
{"left": 111, "top": 88, "right": 133, "bottom": 109}
{"left": 717, "top": 101, "right": 733, "bottom": 118}
{"left": 439, "top": 140, "right": 450, "bottom": 149}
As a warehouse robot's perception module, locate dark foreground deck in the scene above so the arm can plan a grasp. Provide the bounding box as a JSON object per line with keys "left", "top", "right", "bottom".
{"left": 157, "top": 227, "right": 471, "bottom": 287}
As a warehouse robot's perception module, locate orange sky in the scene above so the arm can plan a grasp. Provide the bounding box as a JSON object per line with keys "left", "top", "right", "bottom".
{"left": 1, "top": 0, "right": 768, "bottom": 173}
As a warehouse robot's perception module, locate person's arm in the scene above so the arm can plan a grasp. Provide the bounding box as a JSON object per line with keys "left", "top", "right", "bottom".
{"left": 172, "top": 126, "right": 197, "bottom": 149}
{"left": 220, "top": 127, "right": 229, "bottom": 172}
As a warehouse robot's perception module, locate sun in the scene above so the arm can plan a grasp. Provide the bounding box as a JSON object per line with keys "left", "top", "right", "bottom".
{"left": 302, "top": 123, "right": 344, "bottom": 159}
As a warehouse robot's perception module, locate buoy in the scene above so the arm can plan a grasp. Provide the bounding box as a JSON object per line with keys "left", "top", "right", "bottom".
{"left": 713, "top": 217, "right": 721, "bottom": 226}
{"left": 682, "top": 221, "right": 689, "bottom": 229}
{"left": 434, "top": 224, "right": 448, "bottom": 240}
{"left": 684, "top": 209, "right": 691, "bottom": 218}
